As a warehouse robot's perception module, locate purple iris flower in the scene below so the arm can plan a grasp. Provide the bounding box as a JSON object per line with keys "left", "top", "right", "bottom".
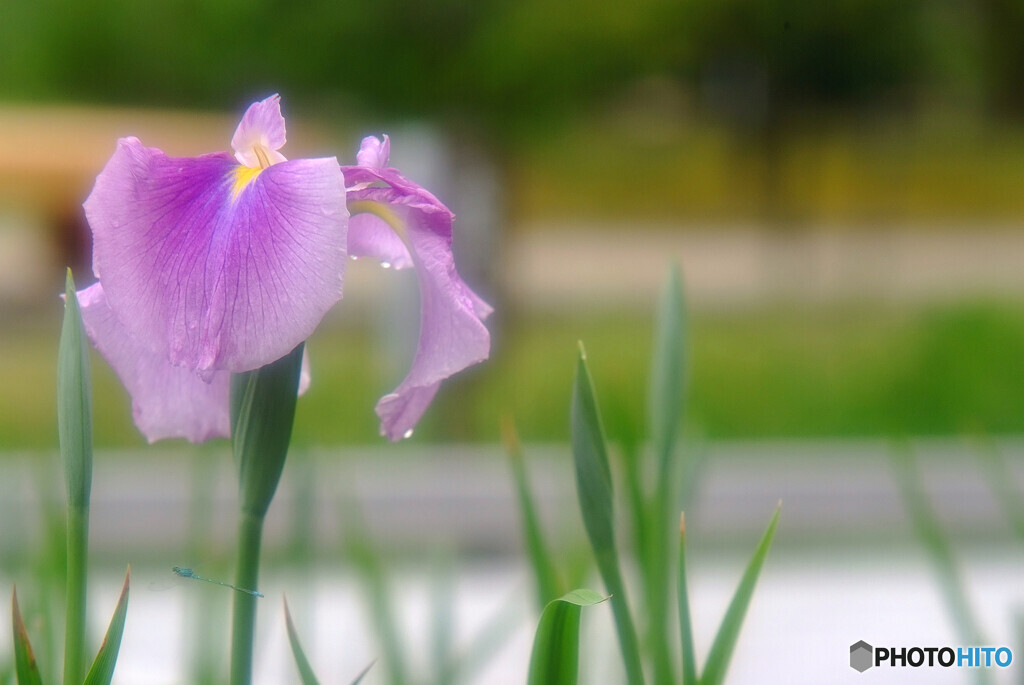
{"left": 343, "top": 135, "right": 492, "bottom": 440}
{"left": 77, "top": 96, "right": 489, "bottom": 443}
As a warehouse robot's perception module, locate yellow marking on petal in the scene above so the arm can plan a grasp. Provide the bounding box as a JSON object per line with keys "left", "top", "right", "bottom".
{"left": 231, "top": 165, "right": 262, "bottom": 201}
{"left": 348, "top": 199, "right": 408, "bottom": 243}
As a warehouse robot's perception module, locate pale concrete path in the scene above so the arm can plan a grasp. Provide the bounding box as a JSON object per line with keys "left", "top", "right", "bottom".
{"left": 502, "top": 224, "right": 1024, "bottom": 310}
{"left": 3, "top": 438, "right": 1022, "bottom": 557}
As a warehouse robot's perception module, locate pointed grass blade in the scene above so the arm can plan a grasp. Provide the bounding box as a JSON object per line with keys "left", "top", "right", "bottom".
{"left": 284, "top": 598, "right": 321, "bottom": 685}
{"left": 650, "top": 262, "right": 685, "bottom": 471}
{"left": 346, "top": 660, "right": 375, "bottom": 685}
{"left": 647, "top": 263, "right": 687, "bottom": 685}
{"left": 502, "top": 416, "right": 561, "bottom": 608}
{"left": 571, "top": 343, "right": 644, "bottom": 685}
{"left": 82, "top": 568, "right": 130, "bottom": 685}
{"left": 342, "top": 502, "right": 409, "bottom": 685}
{"left": 891, "top": 446, "right": 985, "bottom": 646}
{"left": 677, "top": 514, "right": 697, "bottom": 685}
{"left": 12, "top": 587, "right": 44, "bottom": 685}
{"left": 58, "top": 269, "right": 93, "bottom": 510}
{"left": 285, "top": 598, "right": 375, "bottom": 685}
{"left": 527, "top": 589, "right": 607, "bottom": 685}
{"left": 973, "top": 437, "right": 1024, "bottom": 543}
{"left": 60, "top": 270, "right": 94, "bottom": 685}
{"left": 700, "top": 505, "right": 780, "bottom": 685}
{"left": 438, "top": 594, "right": 519, "bottom": 685}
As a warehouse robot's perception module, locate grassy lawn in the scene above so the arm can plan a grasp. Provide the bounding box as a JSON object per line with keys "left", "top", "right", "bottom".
{"left": 3, "top": 299, "right": 1023, "bottom": 451}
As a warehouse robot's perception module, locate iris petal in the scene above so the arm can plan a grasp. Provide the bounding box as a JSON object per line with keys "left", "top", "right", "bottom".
{"left": 231, "top": 94, "right": 288, "bottom": 168}
{"left": 348, "top": 212, "right": 414, "bottom": 268}
{"left": 343, "top": 146, "right": 491, "bottom": 441}
{"left": 78, "top": 283, "right": 231, "bottom": 443}
{"left": 85, "top": 137, "right": 348, "bottom": 379}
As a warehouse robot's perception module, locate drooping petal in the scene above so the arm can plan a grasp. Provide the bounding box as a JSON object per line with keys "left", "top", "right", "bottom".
{"left": 348, "top": 213, "right": 414, "bottom": 268}
{"left": 343, "top": 165, "right": 491, "bottom": 440}
{"left": 85, "top": 137, "right": 348, "bottom": 379}
{"left": 231, "top": 94, "right": 288, "bottom": 168}
{"left": 347, "top": 136, "right": 413, "bottom": 267}
{"left": 355, "top": 134, "right": 390, "bottom": 171}
{"left": 77, "top": 283, "right": 230, "bottom": 443}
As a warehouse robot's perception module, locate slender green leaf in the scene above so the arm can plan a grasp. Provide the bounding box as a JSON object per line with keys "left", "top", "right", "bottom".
{"left": 58, "top": 269, "right": 93, "bottom": 512}
{"left": 646, "top": 262, "right": 686, "bottom": 685}
{"left": 429, "top": 552, "right": 455, "bottom": 681}
{"left": 650, "top": 262, "right": 685, "bottom": 473}
{"left": 677, "top": 514, "right": 697, "bottom": 685}
{"left": 82, "top": 569, "right": 130, "bottom": 685}
{"left": 973, "top": 437, "right": 1024, "bottom": 543}
{"left": 12, "top": 587, "right": 44, "bottom": 685}
{"left": 527, "top": 589, "right": 607, "bottom": 685}
{"left": 284, "top": 598, "right": 321, "bottom": 685}
{"left": 285, "top": 598, "right": 375, "bottom": 685}
{"left": 439, "top": 593, "right": 520, "bottom": 685}
{"left": 571, "top": 343, "right": 645, "bottom": 685}
{"left": 342, "top": 506, "right": 408, "bottom": 685}
{"left": 891, "top": 447, "right": 987, "bottom": 649}
{"left": 701, "top": 505, "right": 781, "bottom": 685}
{"left": 502, "top": 416, "right": 562, "bottom": 608}
{"left": 58, "top": 271, "right": 93, "bottom": 685}
{"left": 346, "top": 660, "right": 375, "bottom": 685}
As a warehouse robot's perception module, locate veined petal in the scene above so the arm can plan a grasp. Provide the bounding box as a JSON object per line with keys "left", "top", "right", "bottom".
{"left": 356, "top": 134, "right": 390, "bottom": 171}
{"left": 348, "top": 213, "right": 414, "bottom": 268}
{"left": 77, "top": 283, "right": 230, "bottom": 443}
{"left": 85, "top": 137, "right": 348, "bottom": 379}
{"left": 231, "top": 94, "right": 288, "bottom": 168}
{"left": 345, "top": 182, "right": 491, "bottom": 441}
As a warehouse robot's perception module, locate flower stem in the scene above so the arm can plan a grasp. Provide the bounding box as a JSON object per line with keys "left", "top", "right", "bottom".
{"left": 227, "top": 344, "right": 305, "bottom": 685}
{"left": 63, "top": 504, "right": 89, "bottom": 685}
{"left": 58, "top": 272, "right": 93, "bottom": 685}
{"left": 229, "top": 509, "right": 265, "bottom": 685}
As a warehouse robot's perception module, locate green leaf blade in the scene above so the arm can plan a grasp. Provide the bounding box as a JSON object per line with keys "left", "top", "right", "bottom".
{"left": 12, "top": 587, "right": 44, "bottom": 685}
{"left": 83, "top": 568, "right": 130, "bottom": 685}
{"left": 59, "top": 270, "right": 94, "bottom": 685}
{"left": 527, "top": 589, "right": 607, "bottom": 685}
{"left": 677, "top": 514, "right": 697, "bottom": 685}
{"left": 700, "top": 505, "right": 781, "bottom": 685}
{"left": 346, "top": 660, "right": 375, "bottom": 685}
{"left": 892, "top": 446, "right": 985, "bottom": 646}
{"left": 650, "top": 262, "right": 685, "bottom": 471}
{"left": 284, "top": 598, "right": 321, "bottom": 685}
{"left": 503, "top": 417, "right": 562, "bottom": 608}
{"left": 646, "top": 262, "right": 687, "bottom": 685}
{"left": 58, "top": 269, "right": 93, "bottom": 510}
{"left": 571, "top": 344, "right": 645, "bottom": 685}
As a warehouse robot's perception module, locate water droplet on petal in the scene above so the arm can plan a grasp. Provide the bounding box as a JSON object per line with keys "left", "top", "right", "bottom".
{"left": 403, "top": 428, "right": 413, "bottom": 439}
{"left": 350, "top": 255, "right": 359, "bottom": 261}
{"left": 381, "top": 262, "right": 392, "bottom": 269}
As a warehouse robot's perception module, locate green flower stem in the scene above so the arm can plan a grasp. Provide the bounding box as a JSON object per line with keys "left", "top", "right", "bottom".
{"left": 227, "top": 343, "right": 304, "bottom": 685}
{"left": 230, "top": 509, "right": 265, "bottom": 685}
{"left": 58, "top": 272, "right": 93, "bottom": 685}
{"left": 63, "top": 504, "right": 89, "bottom": 685}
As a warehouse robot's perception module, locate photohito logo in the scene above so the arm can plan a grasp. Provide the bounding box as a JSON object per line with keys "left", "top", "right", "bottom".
{"left": 850, "top": 641, "right": 873, "bottom": 672}
{"left": 850, "top": 641, "right": 1012, "bottom": 672}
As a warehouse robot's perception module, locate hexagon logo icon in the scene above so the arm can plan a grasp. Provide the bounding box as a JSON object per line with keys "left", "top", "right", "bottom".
{"left": 850, "top": 640, "right": 873, "bottom": 672}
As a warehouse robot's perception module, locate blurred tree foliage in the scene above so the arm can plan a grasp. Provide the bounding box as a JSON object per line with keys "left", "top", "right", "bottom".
{"left": 677, "top": 0, "right": 924, "bottom": 129}
{"left": 1, "top": 0, "right": 1020, "bottom": 142}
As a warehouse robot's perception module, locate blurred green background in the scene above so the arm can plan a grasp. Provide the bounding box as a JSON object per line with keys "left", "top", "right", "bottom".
{"left": 1, "top": 0, "right": 1023, "bottom": 448}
